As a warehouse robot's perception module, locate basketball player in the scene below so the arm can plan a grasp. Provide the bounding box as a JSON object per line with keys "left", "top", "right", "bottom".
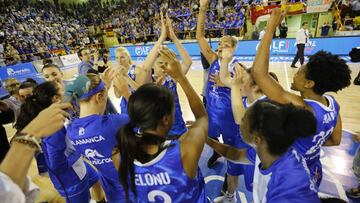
{"left": 196, "top": 0, "right": 244, "bottom": 199}
{"left": 14, "top": 81, "right": 105, "bottom": 203}
{"left": 218, "top": 48, "right": 279, "bottom": 195}
{"left": 113, "top": 47, "right": 141, "bottom": 114}
{"left": 116, "top": 47, "right": 208, "bottom": 202}
{"left": 251, "top": 8, "right": 352, "bottom": 188}
{"left": 66, "top": 73, "right": 129, "bottom": 202}
{"left": 137, "top": 13, "right": 191, "bottom": 137}
{"left": 207, "top": 99, "right": 321, "bottom": 203}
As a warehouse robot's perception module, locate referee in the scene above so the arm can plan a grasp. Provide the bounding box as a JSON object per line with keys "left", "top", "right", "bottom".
{"left": 291, "top": 22, "right": 309, "bottom": 68}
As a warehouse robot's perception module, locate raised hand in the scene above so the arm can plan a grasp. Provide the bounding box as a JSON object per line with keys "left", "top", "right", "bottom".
{"left": 159, "top": 10, "right": 168, "bottom": 41}
{"left": 113, "top": 74, "right": 129, "bottom": 97}
{"left": 230, "top": 63, "right": 245, "bottom": 87}
{"left": 158, "top": 46, "right": 184, "bottom": 81}
{"left": 268, "top": 7, "right": 287, "bottom": 29}
{"left": 166, "top": 13, "right": 177, "bottom": 41}
{"left": 222, "top": 47, "right": 235, "bottom": 62}
{"left": 209, "top": 73, "right": 225, "bottom": 87}
{"left": 200, "top": 0, "right": 210, "bottom": 7}
{"left": 101, "top": 67, "right": 116, "bottom": 89}
{"left": 22, "top": 102, "right": 72, "bottom": 138}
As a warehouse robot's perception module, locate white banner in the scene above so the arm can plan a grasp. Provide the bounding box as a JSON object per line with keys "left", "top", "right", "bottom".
{"left": 60, "top": 54, "right": 81, "bottom": 67}
{"left": 307, "top": 0, "right": 333, "bottom": 13}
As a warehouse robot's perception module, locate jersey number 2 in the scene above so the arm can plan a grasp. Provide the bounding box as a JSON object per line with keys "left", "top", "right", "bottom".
{"left": 148, "top": 190, "right": 172, "bottom": 203}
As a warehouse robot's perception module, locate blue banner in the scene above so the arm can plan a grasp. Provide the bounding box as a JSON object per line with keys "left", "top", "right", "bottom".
{"left": 110, "top": 36, "right": 360, "bottom": 61}
{"left": 0, "top": 62, "right": 41, "bottom": 82}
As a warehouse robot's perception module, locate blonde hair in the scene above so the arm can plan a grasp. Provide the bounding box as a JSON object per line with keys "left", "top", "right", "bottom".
{"left": 221, "top": 35, "right": 238, "bottom": 47}
{"left": 116, "top": 47, "right": 132, "bottom": 66}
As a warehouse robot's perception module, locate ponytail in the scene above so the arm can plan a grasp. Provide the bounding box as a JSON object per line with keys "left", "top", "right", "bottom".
{"left": 117, "top": 123, "right": 167, "bottom": 202}
{"left": 15, "top": 81, "right": 59, "bottom": 131}
{"left": 116, "top": 83, "right": 174, "bottom": 202}
{"left": 117, "top": 123, "right": 137, "bottom": 202}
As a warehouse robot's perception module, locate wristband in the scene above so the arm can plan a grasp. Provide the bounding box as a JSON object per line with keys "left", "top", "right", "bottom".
{"left": 13, "top": 132, "right": 42, "bottom": 152}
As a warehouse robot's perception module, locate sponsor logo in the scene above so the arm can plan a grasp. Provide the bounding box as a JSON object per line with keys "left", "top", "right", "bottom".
{"left": 84, "top": 148, "right": 112, "bottom": 165}
{"left": 7, "top": 68, "right": 31, "bottom": 76}
{"left": 134, "top": 46, "right": 151, "bottom": 56}
{"left": 78, "top": 127, "right": 85, "bottom": 136}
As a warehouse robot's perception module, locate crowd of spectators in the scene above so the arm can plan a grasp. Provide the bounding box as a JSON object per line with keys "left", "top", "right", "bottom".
{"left": 110, "top": 0, "right": 248, "bottom": 43}
{"left": 0, "top": 0, "right": 105, "bottom": 67}
{"left": 0, "top": 0, "right": 250, "bottom": 67}
{"left": 335, "top": 0, "right": 360, "bottom": 31}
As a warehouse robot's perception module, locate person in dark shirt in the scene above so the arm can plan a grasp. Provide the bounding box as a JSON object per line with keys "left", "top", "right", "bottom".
{"left": 77, "top": 47, "right": 99, "bottom": 75}
{"left": 321, "top": 22, "right": 331, "bottom": 37}
{"left": 279, "top": 22, "right": 288, "bottom": 38}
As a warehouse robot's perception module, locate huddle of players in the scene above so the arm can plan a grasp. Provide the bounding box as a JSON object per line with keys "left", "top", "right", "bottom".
{"left": 15, "top": 1, "right": 352, "bottom": 203}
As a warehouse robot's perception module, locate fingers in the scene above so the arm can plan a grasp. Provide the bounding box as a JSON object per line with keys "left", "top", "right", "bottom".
{"left": 50, "top": 102, "right": 73, "bottom": 111}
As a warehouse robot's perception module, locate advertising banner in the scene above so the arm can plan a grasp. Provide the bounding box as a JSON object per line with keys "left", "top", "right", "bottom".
{"left": 307, "top": 0, "right": 333, "bottom": 13}
{"left": 110, "top": 36, "right": 360, "bottom": 61}
{"left": 60, "top": 53, "right": 81, "bottom": 67}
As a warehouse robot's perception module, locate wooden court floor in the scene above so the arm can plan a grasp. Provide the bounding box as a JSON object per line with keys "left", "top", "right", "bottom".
{"left": 4, "top": 61, "right": 360, "bottom": 202}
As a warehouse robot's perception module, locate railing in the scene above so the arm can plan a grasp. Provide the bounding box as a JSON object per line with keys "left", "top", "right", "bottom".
{"left": 2, "top": 43, "right": 104, "bottom": 64}
{"left": 116, "top": 27, "right": 245, "bottom": 44}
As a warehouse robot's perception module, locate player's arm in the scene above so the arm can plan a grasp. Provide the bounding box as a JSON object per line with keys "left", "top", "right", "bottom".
{"left": 158, "top": 47, "right": 208, "bottom": 179}
{"left": 219, "top": 47, "right": 235, "bottom": 87}
{"left": 251, "top": 8, "right": 306, "bottom": 107}
{"left": 206, "top": 138, "right": 250, "bottom": 164}
{"left": 323, "top": 114, "right": 342, "bottom": 146}
{"left": 196, "top": 0, "right": 217, "bottom": 64}
{"left": 166, "top": 14, "right": 192, "bottom": 75}
{"left": 113, "top": 74, "right": 131, "bottom": 101}
{"left": 137, "top": 11, "right": 167, "bottom": 85}
{"left": 231, "top": 66, "right": 246, "bottom": 125}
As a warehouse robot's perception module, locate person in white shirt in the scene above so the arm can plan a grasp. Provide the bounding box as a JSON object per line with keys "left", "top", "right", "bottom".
{"left": 259, "top": 26, "right": 266, "bottom": 40}
{"left": 291, "top": 22, "right": 309, "bottom": 68}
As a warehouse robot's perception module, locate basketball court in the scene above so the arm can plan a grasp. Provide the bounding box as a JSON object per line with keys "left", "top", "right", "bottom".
{"left": 8, "top": 59, "right": 358, "bottom": 202}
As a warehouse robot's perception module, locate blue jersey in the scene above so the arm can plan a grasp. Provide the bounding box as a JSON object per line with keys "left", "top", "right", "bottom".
{"left": 293, "top": 94, "right": 340, "bottom": 187}
{"left": 43, "top": 127, "right": 92, "bottom": 198}
{"left": 67, "top": 114, "right": 129, "bottom": 202}
{"left": 161, "top": 76, "right": 187, "bottom": 136}
{"left": 246, "top": 148, "right": 320, "bottom": 203}
{"left": 120, "top": 65, "right": 137, "bottom": 114}
{"left": 206, "top": 58, "right": 240, "bottom": 121}
{"left": 131, "top": 140, "right": 207, "bottom": 202}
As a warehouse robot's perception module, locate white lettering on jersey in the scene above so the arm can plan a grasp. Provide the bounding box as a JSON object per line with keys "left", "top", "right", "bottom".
{"left": 148, "top": 190, "right": 172, "bottom": 203}
{"left": 322, "top": 112, "right": 336, "bottom": 124}
{"left": 71, "top": 135, "right": 105, "bottom": 146}
{"left": 305, "top": 127, "right": 334, "bottom": 157}
{"left": 135, "top": 172, "right": 171, "bottom": 186}
{"left": 84, "top": 148, "right": 112, "bottom": 165}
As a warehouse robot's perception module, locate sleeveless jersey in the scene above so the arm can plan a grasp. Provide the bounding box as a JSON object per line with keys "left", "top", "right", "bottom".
{"left": 205, "top": 58, "right": 240, "bottom": 120}
{"left": 120, "top": 64, "right": 137, "bottom": 114}
{"left": 131, "top": 140, "right": 207, "bottom": 203}
{"left": 293, "top": 94, "right": 340, "bottom": 187}
{"left": 247, "top": 147, "right": 320, "bottom": 203}
{"left": 161, "top": 76, "right": 187, "bottom": 136}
